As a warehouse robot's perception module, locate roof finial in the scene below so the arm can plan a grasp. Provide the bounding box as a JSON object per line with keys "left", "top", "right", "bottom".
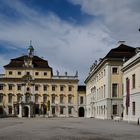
{"left": 28, "top": 40, "right": 34, "bottom": 57}
{"left": 30, "top": 40, "right": 32, "bottom": 46}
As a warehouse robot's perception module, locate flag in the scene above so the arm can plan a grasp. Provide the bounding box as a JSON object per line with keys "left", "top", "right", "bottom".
{"left": 126, "top": 79, "right": 130, "bottom": 107}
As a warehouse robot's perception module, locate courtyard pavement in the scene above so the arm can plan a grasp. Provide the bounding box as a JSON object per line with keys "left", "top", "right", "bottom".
{"left": 0, "top": 117, "right": 139, "bottom": 140}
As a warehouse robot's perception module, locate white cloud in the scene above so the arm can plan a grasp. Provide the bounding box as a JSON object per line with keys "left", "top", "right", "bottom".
{"left": 2, "top": 0, "right": 136, "bottom": 83}
{"left": 69, "top": 0, "right": 140, "bottom": 47}
{"left": 0, "top": 55, "right": 9, "bottom": 73}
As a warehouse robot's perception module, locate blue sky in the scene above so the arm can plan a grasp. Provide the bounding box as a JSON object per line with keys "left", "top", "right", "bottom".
{"left": 0, "top": 0, "right": 140, "bottom": 83}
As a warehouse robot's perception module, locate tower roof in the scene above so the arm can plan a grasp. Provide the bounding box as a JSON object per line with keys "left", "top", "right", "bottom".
{"left": 28, "top": 45, "right": 34, "bottom": 51}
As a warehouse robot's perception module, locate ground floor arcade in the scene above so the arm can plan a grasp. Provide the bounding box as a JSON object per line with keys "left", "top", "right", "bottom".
{"left": 86, "top": 98, "right": 123, "bottom": 119}
{"left": 0, "top": 103, "right": 77, "bottom": 118}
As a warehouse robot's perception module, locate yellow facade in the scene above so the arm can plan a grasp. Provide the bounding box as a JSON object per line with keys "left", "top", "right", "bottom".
{"left": 0, "top": 46, "right": 79, "bottom": 117}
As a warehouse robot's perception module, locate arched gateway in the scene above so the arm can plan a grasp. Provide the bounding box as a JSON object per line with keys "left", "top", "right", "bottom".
{"left": 78, "top": 107, "right": 85, "bottom": 117}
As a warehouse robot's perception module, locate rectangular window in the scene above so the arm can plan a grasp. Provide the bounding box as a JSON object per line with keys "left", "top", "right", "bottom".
{"left": 69, "top": 86, "right": 72, "bottom": 91}
{"left": 26, "top": 72, "right": 30, "bottom": 75}
{"left": 80, "top": 96, "right": 84, "bottom": 104}
{"left": 17, "top": 85, "right": 21, "bottom": 91}
{"left": 8, "top": 85, "right": 12, "bottom": 90}
{"left": 35, "top": 95, "right": 38, "bottom": 103}
{"left": 18, "top": 71, "right": 21, "bottom": 75}
{"left": 132, "top": 74, "right": 136, "bottom": 89}
{"left": 113, "top": 105, "right": 117, "bottom": 115}
{"left": 8, "top": 94, "right": 12, "bottom": 103}
{"left": 0, "top": 85, "right": 3, "bottom": 90}
{"left": 112, "top": 67, "right": 118, "bottom": 74}
{"left": 68, "top": 95, "right": 72, "bottom": 104}
{"left": 112, "top": 84, "right": 117, "bottom": 97}
{"left": 60, "top": 95, "right": 64, "bottom": 103}
{"left": 60, "top": 86, "right": 64, "bottom": 91}
{"left": 132, "top": 102, "right": 135, "bottom": 115}
{"left": 43, "top": 85, "right": 47, "bottom": 91}
{"left": 35, "top": 86, "right": 39, "bottom": 91}
{"left": 52, "top": 86, "right": 56, "bottom": 91}
{"left": 9, "top": 71, "right": 12, "bottom": 75}
{"left": 35, "top": 72, "right": 39, "bottom": 76}
{"left": 43, "top": 95, "right": 47, "bottom": 102}
{"left": 44, "top": 72, "right": 47, "bottom": 76}
{"left": 52, "top": 95, "right": 55, "bottom": 104}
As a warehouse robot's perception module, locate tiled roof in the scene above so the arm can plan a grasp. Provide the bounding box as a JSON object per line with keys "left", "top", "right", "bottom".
{"left": 4, "top": 55, "right": 52, "bottom": 70}
{"left": 105, "top": 44, "right": 135, "bottom": 59}
{"left": 85, "top": 44, "right": 136, "bottom": 84}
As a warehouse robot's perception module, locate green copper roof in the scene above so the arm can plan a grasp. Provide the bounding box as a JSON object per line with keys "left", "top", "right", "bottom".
{"left": 28, "top": 45, "right": 34, "bottom": 51}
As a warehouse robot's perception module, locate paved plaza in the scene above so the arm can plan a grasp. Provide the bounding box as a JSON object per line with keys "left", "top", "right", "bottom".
{"left": 0, "top": 117, "right": 139, "bottom": 140}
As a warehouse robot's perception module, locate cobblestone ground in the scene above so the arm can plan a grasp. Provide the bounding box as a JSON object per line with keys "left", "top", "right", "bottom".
{"left": 0, "top": 117, "right": 139, "bottom": 140}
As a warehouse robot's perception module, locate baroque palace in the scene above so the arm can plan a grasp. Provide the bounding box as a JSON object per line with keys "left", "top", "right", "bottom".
{"left": 0, "top": 44, "right": 86, "bottom": 118}
{"left": 85, "top": 42, "right": 136, "bottom": 120}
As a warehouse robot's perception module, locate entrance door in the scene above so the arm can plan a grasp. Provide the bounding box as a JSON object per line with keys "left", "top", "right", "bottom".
{"left": 52, "top": 106, "right": 55, "bottom": 116}
{"left": 0, "top": 107, "right": 3, "bottom": 115}
{"left": 35, "top": 104, "right": 39, "bottom": 115}
{"left": 78, "top": 107, "right": 85, "bottom": 117}
{"left": 23, "top": 106, "right": 29, "bottom": 117}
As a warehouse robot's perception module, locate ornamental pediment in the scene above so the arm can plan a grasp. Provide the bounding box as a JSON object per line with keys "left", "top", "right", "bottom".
{"left": 22, "top": 74, "right": 33, "bottom": 81}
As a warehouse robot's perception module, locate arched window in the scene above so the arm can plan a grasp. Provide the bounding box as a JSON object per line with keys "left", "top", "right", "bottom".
{"left": 27, "top": 87, "right": 30, "bottom": 92}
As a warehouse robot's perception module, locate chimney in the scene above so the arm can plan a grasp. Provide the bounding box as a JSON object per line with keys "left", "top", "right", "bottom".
{"left": 118, "top": 41, "right": 125, "bottom": 45}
